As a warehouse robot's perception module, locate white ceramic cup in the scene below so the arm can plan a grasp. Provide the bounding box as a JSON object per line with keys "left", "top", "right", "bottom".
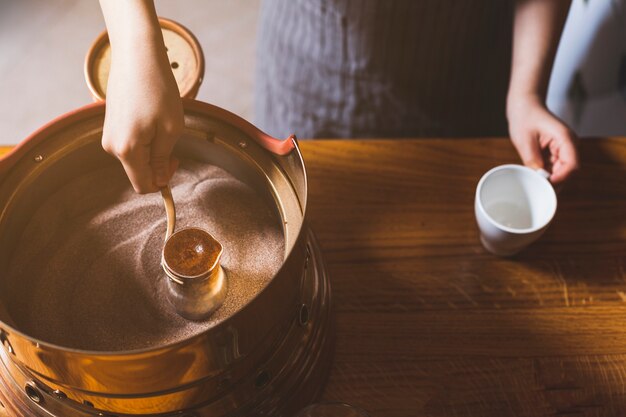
{"left": 475, "top": 164, "right": 557, "bottom": 256}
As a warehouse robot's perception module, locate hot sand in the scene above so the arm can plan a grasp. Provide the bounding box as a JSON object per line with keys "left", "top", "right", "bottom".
{"left": 4, "top": 159, "right": 284, "bottom": 351}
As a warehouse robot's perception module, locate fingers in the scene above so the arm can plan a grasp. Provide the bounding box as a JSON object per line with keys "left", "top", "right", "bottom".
{"left": 103, "top": 133, "right": 159, "bottom": 194}
{"left": 169, "top": 157, "right": 180, "bottom": 179}
{"left": 547, "top": 128, "right": 579, "bottom": 184}
{"left": 151, "top": 122, "right": 182, "bottom": 187}
{"left": 121, "top": 157, "right": 159, "bottom": 194}
{"left": 511, "top": 132, "right": 545, "bottom": 171}
{"left": 102, "top": 109, "right": 182, "bottom": 194}
{"left": 510, "top": 106, "right": 579, "bottom": 185}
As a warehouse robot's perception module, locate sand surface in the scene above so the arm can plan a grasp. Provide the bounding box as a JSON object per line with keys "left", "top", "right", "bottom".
{"left": 5, "top": 160, "right": 284, "bottom": 351}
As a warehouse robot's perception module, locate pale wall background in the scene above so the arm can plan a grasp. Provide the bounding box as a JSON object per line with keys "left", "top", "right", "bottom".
{"left": 0, "top": 0, "right": 260, "bottom": 145}
{"left": 0, "top": 0, "right": 624, "bottom": 146}
{"left": 547, "top": 0, "right": 626, "bottom": 136}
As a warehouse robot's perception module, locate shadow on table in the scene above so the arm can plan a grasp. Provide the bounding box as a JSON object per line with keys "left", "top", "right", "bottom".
{"left": 516, "top": 139, "right": 626, "bottom": 280}
{"left": 311, "top": 139, "right": 626, "bottom": 416}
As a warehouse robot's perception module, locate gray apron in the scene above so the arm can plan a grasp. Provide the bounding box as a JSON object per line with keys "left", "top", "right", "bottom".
{"left": 255, "top": 0, "right": 514, "bottom": 139}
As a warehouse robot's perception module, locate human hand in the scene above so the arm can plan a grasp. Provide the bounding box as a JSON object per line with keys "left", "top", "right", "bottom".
{"left": 507, "top": 95, "right": 579, "bottom": 184}
{"left": 100, "top": 8, "right": 183, "bottom": 194}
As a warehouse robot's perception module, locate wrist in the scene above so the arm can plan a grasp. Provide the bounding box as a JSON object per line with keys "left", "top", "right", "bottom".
{"left": 506, "top": 91, "right": 544, "bottom": 121}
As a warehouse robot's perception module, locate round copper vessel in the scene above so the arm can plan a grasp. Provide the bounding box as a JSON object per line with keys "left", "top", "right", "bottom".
{"left": 0, "top": 100, "right": 333, "bottom": 416}
{"left": 85, "top": 17, "right": 205, "bottom": 101}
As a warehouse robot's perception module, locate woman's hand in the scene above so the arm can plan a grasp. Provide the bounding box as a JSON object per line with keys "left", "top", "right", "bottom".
{"left": 507, "top": 95, "right": 578, "bottom": 184}
{"left": 507, "top": 0, "right": 576, "bottom": 184}
{"left": 100, "top": 0, "right": 183, "bottom": 194}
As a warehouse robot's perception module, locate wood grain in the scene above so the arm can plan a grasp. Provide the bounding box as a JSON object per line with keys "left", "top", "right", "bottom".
{"left": 1, "top": 138, "right": 626, "bottom": 416}
{"left": 298, "top": 138, "right": 626, "bottom": 417}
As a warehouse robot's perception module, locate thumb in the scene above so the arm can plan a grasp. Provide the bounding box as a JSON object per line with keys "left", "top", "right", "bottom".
{"left": 512, "top": 134, "right": 544, "bottom": 170}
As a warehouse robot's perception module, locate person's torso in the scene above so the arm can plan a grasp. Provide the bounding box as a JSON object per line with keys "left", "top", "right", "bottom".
{"left": 256, "top": 0, "right": 514, "bottom": 138}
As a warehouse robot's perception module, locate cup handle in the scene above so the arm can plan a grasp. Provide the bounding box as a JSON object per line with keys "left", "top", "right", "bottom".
{"left": 536, "top": 168, "right": 551, "bottom": 180}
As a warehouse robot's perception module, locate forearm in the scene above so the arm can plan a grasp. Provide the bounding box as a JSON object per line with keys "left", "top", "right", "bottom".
{"left": 99, "top": 0, "right": 165, "bottom": 59}
{"left": 505, "top": 0, "right": 578, "bottom": 183}
{"left": 507, "top": 0, "right": 571, "bottom": 112}
{"left": 98, "top": 0, "right": 183, "bottom": 193}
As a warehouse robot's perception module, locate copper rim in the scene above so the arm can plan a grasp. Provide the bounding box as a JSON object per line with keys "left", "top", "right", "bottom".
{"left": 0, "top": 100, "right": 332, "bottom": 415}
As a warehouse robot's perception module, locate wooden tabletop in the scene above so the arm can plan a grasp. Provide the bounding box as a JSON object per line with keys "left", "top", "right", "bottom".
{"left": 299, "top": 138, "right": 626, "bottom": 417}
{"left": 2, "top": 138, "right": 626, "bottom": 416}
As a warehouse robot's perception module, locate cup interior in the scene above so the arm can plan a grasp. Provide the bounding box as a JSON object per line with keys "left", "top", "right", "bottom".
{"left": 478, "top": 165, "right": 556, "bottom": 232}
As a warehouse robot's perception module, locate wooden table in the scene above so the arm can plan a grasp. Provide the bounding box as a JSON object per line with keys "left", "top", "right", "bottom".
{"left": 300, "top": 138, "right": 626, "bottom": 417}
{"left": 2, "top": 138, "right": 626, "bottom": 416}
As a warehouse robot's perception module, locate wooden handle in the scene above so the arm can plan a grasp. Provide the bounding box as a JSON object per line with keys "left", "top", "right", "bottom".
{"left": 161, "top": 186, "right": 176, "bottom": 241}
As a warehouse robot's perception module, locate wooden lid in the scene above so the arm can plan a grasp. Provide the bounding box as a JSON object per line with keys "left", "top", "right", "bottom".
{"left": 84, "top": 17, "right": 205, "bottom": 101}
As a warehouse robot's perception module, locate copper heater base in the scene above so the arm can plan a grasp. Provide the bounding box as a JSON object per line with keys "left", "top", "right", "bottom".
{"left": 0, "top": 228, "right": 333, "bottom": 417}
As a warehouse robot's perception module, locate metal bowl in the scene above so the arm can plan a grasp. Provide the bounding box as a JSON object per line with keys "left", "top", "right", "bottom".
{"left": 0, "top": 100, "right": 333, "bottom": 416}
